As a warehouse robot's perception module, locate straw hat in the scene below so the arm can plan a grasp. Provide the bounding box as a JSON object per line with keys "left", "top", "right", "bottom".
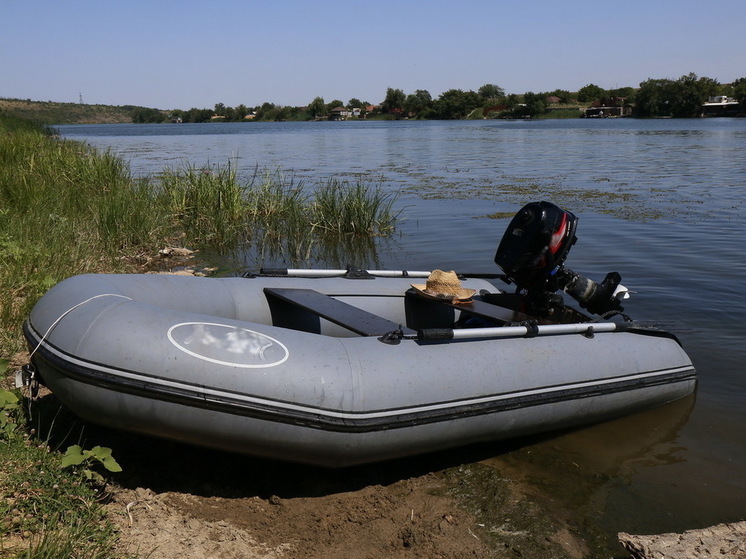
{"left": 411, "top": 270, "right": 476, "bottom": 301}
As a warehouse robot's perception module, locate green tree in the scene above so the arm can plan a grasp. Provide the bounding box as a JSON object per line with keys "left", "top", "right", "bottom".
{"left": 131, "top": 107, "right": 166, "bottom": 123}
{"left": 732, "top": 77, "right": 746, "bottom": 106}
{"left": 525, "top": 92, "right": 548, "bottom": 116}
{"left": 548, "top": 89, "right": 573, "bottom": 103}
{"left": 636, "top": 73, "right": 720, "bottom": 117}
{"left": 274, "top": 106, "right": 293, "bottom": 121}
{"left": 635, "top": 78, "right": 675, "bottom": 117}
{"left": 308, "top": 96, "right": 327, "bottom": 119}
{"left": 431, "top": 89, "right": 482, "bottom": 119}
{"left": 236, "top": 104, "right": 250, "bottom": 119}
{"left": 507, "top": 92, "right": 547, "bottom": 118}
{"left": 608, "top": 86, "right": 635, "bottom": 99}
{"left": 347, "top": 98, "right": 364, "bottom": 109}
{"left": 224, "top": 106, "right": 237, "bottom": 121}
{"left": 381, "top": 87, "right": 406, "bottom": 114}
{"left": 577, "top": 83, "right": 606, "bottom": 103}
{"left": 671, "top": 73, "right": 719, "bottom": 117}
{"left": 255, "top": 102, "right": 278, "bottom": 121}
{"left": 183, "top": 107, "right": 213, "bottom": 123}
{"left": 404, "top": 89, "right": 433, "bottom": 117}
{"left": 504, "top": 93, "right": 521, "bottom": 110}
{"left": 478, "top": 83, "right": 505, "bottom": 100}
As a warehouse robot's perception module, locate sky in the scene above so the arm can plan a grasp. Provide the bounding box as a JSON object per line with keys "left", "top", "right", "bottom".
{"left": 3, "top": 0, "right": 745, "bottom": 110}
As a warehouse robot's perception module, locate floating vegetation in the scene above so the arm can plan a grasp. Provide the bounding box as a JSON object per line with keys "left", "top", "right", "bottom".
{"left": 482, "top": 211, "right": 517, "bottom": 220}
{"left": 402, "top": 173, "right": 670, "bottom": 221}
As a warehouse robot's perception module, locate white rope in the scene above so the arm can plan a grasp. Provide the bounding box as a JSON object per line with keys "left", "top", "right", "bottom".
{"left": 28, "top": 293, "right": 132, "bottom": 359}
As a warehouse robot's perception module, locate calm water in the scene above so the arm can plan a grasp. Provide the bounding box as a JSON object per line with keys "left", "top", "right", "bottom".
{"left": 59, "top": 119, "right": 746, "bottom": 539}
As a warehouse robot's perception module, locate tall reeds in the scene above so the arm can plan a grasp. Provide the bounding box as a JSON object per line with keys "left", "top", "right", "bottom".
{"left": 157, "top": 162, "right": 248, "bottom": 247}
{"left": 312, "top": 178, "right": 398, "bottom": 236}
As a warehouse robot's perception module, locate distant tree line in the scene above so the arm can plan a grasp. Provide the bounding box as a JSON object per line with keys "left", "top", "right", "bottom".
{"left": 131, "top": 73, "right": 746, "bottom": 123}
{"left": 635, "top": 73, "right": 745, "bottom": 117}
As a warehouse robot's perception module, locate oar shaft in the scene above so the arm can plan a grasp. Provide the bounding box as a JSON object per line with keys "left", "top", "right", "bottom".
{"left": 258, "top": 268, "right": 499, "bottom": 279}
{"left": 418, "top": 322, "right": 619, "bottom": 341}
{"left": 260, "top": 268, "right": 433, "bottom": 278}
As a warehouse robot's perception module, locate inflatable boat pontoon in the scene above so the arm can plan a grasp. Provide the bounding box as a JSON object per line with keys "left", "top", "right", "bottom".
{"left": 21, "top": 202, "right": 696, "bottom": 467}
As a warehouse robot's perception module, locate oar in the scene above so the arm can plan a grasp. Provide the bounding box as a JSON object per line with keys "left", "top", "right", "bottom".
{"left": 416, "top": 321, "right": 622, "bottom": 341}
{"left": 255, "top": 268, "right": 504, "bottom": 280}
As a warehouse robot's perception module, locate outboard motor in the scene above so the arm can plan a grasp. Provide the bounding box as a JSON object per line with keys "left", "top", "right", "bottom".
{"left": 495, "top": 201, "right": 627, "bottom": 317}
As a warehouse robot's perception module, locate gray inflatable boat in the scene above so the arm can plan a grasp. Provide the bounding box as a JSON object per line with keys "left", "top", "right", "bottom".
{"left": 21, "top": 203, "right": 696, "bottom": 467}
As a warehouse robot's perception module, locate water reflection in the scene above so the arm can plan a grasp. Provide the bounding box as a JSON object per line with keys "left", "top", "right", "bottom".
{"left": 242, "top": 229, "right": 397, "bottom": 270}
{"left": 491, "top": 395, "right": 697, "bottom": 536}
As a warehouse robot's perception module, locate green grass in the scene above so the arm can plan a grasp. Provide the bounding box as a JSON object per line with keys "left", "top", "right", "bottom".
{"left": 0, "top": 389, "right": 120, "bottom": 558}
{"left": 157, "top": 162, "right": 249, "bottom": 247}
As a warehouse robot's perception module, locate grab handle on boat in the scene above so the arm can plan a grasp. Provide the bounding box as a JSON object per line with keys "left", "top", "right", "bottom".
{"left": 415, "top": 328, "right": 455, "bottom": 341}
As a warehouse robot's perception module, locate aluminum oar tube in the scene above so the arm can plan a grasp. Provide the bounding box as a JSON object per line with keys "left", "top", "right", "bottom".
{"left": 260, "top": 268, "right": 433, "bottom": 278}
{"left": 418, "top": 321, "right": 620, "bottom": 341}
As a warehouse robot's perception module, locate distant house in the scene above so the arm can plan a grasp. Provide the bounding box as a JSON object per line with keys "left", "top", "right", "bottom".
{"left": 702, "top": 95, "right": 740, "bottom": 117}
{"left": 329, "top": 106, "right": 350, "bottom": 120}
{"left": 583, "top": 97, "right": 632, "bottom": 118}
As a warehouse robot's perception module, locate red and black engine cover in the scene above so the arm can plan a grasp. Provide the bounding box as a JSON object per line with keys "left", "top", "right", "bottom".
{"left": 494, "top": 201, "right": 578, "bottom": 293}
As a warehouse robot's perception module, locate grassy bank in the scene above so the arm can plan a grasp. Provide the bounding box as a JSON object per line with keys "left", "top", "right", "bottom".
{"left": 0, "top": 115, "right": 399, "bottom": 557}
{"left": 0, "top": 98, "right": 139, "bottom": 125}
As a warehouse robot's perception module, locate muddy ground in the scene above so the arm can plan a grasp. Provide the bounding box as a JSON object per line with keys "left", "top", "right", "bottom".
{"left": 98, "top": 427, "right": 592, "bottom": 559}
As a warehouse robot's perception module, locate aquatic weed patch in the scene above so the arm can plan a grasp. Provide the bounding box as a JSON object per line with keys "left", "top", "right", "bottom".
{"left": 439, "top": 462, "right": 587, "bottom": 558}
{"left": 403, "top": 173, "right": 666, "bottom": 220}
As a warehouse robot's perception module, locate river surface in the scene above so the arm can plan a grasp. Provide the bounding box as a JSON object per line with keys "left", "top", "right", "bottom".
{"left": 58, "top": 119, "right": 746, "bottom": 541}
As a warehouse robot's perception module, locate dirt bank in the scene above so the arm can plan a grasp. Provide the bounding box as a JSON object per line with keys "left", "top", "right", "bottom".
{"left": 98, "top": 431, "right": 590, "bottom": 559}
{"left": 106, "top": 477, "right": 485, "bottom": 559}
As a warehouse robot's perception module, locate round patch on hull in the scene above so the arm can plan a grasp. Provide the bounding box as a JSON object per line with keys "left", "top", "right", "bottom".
{"left": 168, "top": 322, "right": 289, "bottom": 368}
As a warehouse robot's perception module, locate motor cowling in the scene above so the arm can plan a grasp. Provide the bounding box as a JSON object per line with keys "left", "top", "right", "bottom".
{"left": 495, "top": 201, "right": 626, "bottom": 316}
{"left": 495, "top": 201, "right": 578, "bottom": 293}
